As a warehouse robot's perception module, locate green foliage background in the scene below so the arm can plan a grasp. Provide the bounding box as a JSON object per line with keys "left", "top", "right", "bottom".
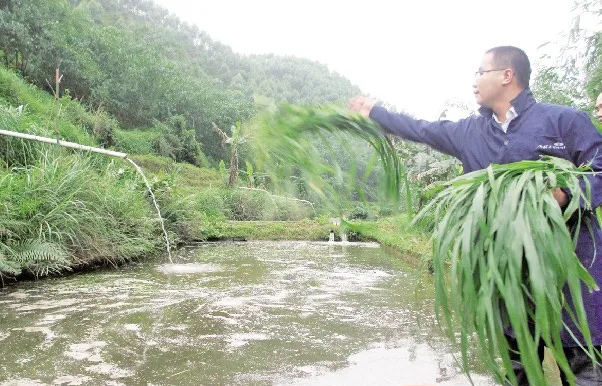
{"left": 0, "top": 0, "right": 360, "bottom": 162}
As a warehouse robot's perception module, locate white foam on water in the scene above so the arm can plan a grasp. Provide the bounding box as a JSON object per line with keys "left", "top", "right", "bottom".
{"left": 113, "top": 278, "right": 156, "bottom": 285}
{"left": 198, "top": 334, "right": 223, "bottom": 339}
{"left": 64, "top": 342, "right": 107, "bottom": 362}
{"left": 104, "top": 381, "right": 126, "bottom": 386}
{"left": 0, "top": 331, "right": 10, "bottom": 341}
{"left": 12, "top": 327, "right": 56, "bottom": 346}
{"left": 123, "top": 324, "right": 140, "bottom": 332}
{"left": 213, "top": 296, "right": 253, "bottom": 308}
{"left": 10, "top": 298, "right": 79, "bottom": 312}
{"left": 84, "top": 363, "right": 134, "bottom": 379}
{"left": 156, "top": 263, "right": 223, "bottom": 275}
{"left": 208, "top": 315, "right": 238, "bottom": 325}
{"left": 37, "top": 314, "right": 67, "bottom": 326}
{"left": 64, "top": 351, "right": 90, "bottom": 361}
{"left": 51, "top": 375, "right": 91, "bottom": 385}
{"left": 227, "top": 332, "right": 270, "bottom": 348}
{"left": 97, "top": 302, "right": 130, "bottom": 310}
{"left": 229, "top": 339, "right": 247, "bottom": 348}
{"left": 306, "top": 294, "right": 335, "bottom": 301}
{"left": 6, "top": 290, "right": 30, "bottom": 300}
{"left": 165, "top": 324, "right": 189, "bottom": 331}
{"left": 314, "top": 241, "right": 381, "bottom": 248}
{"left": 0, "top": 379, "right": 48, "bottom": 386}
{"left": 282, "top": 341, "right": 494, "bottom": 386}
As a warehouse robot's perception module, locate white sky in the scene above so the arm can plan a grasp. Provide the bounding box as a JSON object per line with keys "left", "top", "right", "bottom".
{"left": 153, "top": 0, "right": 577, "bottom": 120}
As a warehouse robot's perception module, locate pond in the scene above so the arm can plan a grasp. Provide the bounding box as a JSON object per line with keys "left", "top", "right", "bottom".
{"left": 0, "top": 241, "right": 492, "bottom": 385}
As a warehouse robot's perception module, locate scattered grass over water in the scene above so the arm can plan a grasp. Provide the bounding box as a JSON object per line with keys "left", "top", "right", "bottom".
{"left": 248, "top": 105, "right": 405, "bottom": 213}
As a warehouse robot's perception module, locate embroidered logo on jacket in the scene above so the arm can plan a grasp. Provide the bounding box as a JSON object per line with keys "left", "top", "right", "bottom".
{"left": 537, "top": 142, "right": 566, "bottom": 150}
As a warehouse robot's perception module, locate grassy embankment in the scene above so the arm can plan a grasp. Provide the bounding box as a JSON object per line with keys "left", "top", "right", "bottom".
{"left": 130, "top": 153, "right": 431, "bottom": 260}
{"left": 0, "top": 67, "right": 431, "bottom": 282}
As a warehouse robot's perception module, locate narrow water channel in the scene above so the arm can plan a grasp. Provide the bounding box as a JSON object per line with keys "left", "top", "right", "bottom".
{"left": 0, "top": 241, "right": 493, "bottom": 385}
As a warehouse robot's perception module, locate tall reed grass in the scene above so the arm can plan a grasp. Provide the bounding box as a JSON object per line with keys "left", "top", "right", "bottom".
{"left": 0, "top": 149, "right": 159, "bottom": 280}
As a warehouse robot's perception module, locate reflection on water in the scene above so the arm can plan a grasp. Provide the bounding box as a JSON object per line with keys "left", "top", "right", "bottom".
{"left": 0, "top": 241, "right": 492, "bottom": 385}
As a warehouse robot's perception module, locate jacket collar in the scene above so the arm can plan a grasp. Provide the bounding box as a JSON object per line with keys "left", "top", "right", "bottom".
{"left": 478, "top": 88, "right": 536, "bottom": 118}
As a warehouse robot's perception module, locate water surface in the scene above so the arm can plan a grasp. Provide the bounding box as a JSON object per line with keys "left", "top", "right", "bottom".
{"left": 0, "top": 241, "right": 492, "bottom": 385}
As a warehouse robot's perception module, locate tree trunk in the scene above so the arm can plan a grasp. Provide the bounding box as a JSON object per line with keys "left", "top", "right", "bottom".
{"left": 228, "top": 147, "right": 238, "bottom": 187}
{"left": 55, "top": 67, "right": 60, "bottom": 99}
{"left": 20, "top": 58, "right": 28, "bottom": 76}
{"left": 1, "top": 48, "right": 8, "bottom": 67}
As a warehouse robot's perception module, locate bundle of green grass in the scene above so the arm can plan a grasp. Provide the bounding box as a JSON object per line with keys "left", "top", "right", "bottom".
{"left": 414, "top": 157, "right": 600, "bottom": 385}
{"left": 249, "top": 105, "right": 599, "bottom": 385}
{"left": 248, "top": 104, "right": 405, "bottom": 208}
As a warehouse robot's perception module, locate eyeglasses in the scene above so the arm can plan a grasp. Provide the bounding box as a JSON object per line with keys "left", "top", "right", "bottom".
{"left": 475, "top": 68, "right": 508, "bottom": 77}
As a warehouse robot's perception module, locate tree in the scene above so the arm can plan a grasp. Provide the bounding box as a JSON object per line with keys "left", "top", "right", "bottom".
{"left": 212, "top": 121, "right": 245, "bottom": 187}
{"left": 532, "top": 0, "right": 601, "bottom": 111}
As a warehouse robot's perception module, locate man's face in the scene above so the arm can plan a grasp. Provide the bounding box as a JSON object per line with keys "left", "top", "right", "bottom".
{"left": 595, "top": 93, "right": 602, "bottom": 124}
{"left": 473, "top": 53, "right": 506, "bottom": 108}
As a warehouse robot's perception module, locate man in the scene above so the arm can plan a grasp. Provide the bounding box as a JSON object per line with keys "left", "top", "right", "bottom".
{"left": 350, "top": 46, "right": 602, "bottom": 385}
{"left": 594, "top": 92, "right": 602, "bottom": 123}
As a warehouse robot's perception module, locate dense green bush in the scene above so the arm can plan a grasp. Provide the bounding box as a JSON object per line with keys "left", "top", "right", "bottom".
{"left": 152, "top": 116, "right": 207, "bottom": 166}
{"left": 188, "top": 188, "right": 310, "bottom": 222}
{"left": 265, "top": 196, "right": 312, "bottom": 221}
{"left": 222, "top": 189, "right": 269, "bottom": 221}
{"left": 196, "top": 188, "right": 227, "bottom": 221}
{"left": 377, "top": 206, "right": 394, "bottom": 217}
{"left": 114, "top": 128, "right": 160, "bottom": 155}
{"left": 348, "top": 204, "right": 369, "bottom": 220}
{"left": 0, "top": 151, "right": 159, "bottom": 279}
{"left": 116, "top": 117, "right": 209, "bottom": 166}
{"left": 60, "top": 97, "right": 118, "bottom": 147}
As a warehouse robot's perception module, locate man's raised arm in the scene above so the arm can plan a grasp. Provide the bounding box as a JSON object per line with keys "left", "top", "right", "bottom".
{"left": 349, "top": 96, "right": 467, "bottom": 159}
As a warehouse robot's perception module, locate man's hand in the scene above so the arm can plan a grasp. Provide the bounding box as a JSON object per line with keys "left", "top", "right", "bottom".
{"left": 551, "top": 187, "right": 568, "bottom": 207}
{"left": 348, "top": 96, "right": 376, "bottom": 117}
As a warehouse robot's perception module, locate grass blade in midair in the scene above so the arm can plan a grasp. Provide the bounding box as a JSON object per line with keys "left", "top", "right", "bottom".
{"left": 247, "top": 105, "right": 403, "bottom": 212}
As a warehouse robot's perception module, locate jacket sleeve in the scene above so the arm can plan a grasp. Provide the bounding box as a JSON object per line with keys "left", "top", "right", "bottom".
{"left": 369, "top": 105, "right": 466, "bottom": 159}
{"left": 562, "top": 111, "right": 602, "bottom": 209}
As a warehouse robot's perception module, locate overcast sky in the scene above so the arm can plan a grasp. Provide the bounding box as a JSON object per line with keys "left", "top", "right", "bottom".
{"left": 152, "top": 0, "right": 577, "bottom": 119}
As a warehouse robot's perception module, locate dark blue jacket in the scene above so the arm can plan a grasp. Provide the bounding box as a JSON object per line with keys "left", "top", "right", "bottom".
{"left": 369, "top": 89, "right": 602, "bottom": 346}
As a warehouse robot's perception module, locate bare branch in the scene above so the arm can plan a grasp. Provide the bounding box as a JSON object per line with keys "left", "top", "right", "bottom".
{"left": 211, "top": 121, "right": 230, "bottom": 144}
{"left": 45, "top": 79, "right": 57, "bottom": 99}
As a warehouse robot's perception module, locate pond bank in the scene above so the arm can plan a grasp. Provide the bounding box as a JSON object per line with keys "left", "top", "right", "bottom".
{"left": 196, "top": 216, "right": 431, "bottom": 267}
{"left": 1, "top": 215, "right": 431, "bottom": 286}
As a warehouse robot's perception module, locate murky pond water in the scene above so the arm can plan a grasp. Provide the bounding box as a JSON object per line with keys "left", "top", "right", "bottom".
{"left": 0, "top": 241, "right": 493, "bottom": 385}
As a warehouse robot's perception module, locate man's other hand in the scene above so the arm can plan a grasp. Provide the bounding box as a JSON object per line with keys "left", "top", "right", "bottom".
{"left": 349, "top": 96, "right": 376, "bottom": 117}
{"left": 551, "top": 187, "right": 569, "bottom": 207}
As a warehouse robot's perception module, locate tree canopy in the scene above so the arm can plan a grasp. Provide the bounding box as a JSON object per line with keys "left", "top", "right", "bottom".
{"left": 0, "top": 0, "right": 361, "bottom": 162}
